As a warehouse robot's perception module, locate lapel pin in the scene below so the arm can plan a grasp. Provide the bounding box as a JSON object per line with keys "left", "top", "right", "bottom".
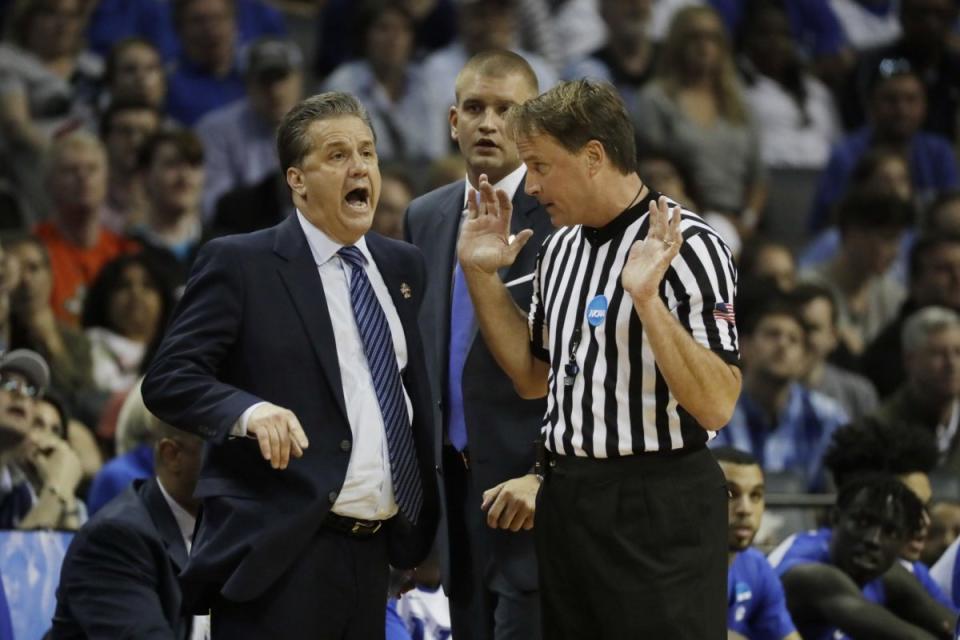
{"left": 400, "top": 282, "right": 412, "bottom": 299}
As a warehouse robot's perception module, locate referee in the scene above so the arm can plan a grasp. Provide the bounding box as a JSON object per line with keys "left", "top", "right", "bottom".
{"left": 458, "top": 79, "right": 742, "bottom": 639}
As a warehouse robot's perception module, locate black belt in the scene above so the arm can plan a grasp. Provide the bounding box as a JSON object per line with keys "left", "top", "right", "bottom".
{"left": 323, "top": 512, "right": 385, "bottom": 537}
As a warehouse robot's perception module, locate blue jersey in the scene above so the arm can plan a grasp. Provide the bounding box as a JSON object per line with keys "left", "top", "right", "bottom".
{"left": 902, "top": 559, "right": 958, "bottom": 613}
{"left": 768, "top": 528, "right": 885, "bottom": 640}
{"left": 932, "top": 537, "right": 960, "bottom": 610}
{"left": 728, "top": 547, "right": 797, "bottom": 640}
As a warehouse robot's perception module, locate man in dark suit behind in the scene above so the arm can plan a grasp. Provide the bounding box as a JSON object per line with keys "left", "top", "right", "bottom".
{"left": 52, "top": 416, "right": 204, "bottom": 640}
{"left": 404, "top": 50, "right": 553, "bottom": 640}
{"left": 142, "top": 92, "right": 438, "bottom": 639}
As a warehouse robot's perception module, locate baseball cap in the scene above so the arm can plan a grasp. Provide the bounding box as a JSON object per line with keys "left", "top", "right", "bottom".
{"left": 243, "top": 38, "right": 303, "bottom": 84}
{"left": 0, "top": 349, "right": 50, "bottom": 394}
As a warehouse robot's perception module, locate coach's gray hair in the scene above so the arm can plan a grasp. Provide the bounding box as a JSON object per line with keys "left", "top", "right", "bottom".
{"left": 902, "top": 306, "right": 960, "bottom": 354}
{"left": 276, "top": 92, "right": 376, "bottom": 172}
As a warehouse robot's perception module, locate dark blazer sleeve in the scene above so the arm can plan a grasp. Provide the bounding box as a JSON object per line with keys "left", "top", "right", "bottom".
{"left": 56, "top": 521, "right": 178, "bottom": 640}
{"left": 143, "top": 239, "right": 262, "bottom": 442}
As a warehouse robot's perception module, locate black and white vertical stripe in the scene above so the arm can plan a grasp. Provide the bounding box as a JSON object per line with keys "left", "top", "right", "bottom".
{"left": 528, "top": 197, "right": 739, "bottom": 458}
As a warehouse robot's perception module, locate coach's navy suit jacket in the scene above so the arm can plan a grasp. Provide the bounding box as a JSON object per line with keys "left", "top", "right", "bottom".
{"left": 143, "top": 215, "right": 439, "bottom": 612}
{"left": 52, "top": 478, "right": 191, "bottom": 639}
{"left": 404, "top": 177, "right": 553, "bottom": 595}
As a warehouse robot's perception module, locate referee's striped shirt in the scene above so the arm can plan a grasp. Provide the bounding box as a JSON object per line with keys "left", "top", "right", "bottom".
{"left": 528, "top": 189, "right": 739, "bottom": 457}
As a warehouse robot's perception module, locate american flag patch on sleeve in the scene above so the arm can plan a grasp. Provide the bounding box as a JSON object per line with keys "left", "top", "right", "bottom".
{"left": 714, "top": 302, "right": 735, "bottom": 324}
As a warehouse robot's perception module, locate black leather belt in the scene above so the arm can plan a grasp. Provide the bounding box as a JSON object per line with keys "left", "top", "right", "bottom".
{"left": 323, "top": 512, "right": 384, "bottom": 537}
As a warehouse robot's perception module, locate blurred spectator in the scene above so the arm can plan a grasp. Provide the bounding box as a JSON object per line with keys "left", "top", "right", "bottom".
{"left": 34, "top": 132, "right": 139, "bottom": 326}
{"left": 421, "top": 0, "right": 558, "bottom": 159}
{"left": 6, "top": 236, "right": 97, "bottom": 413}
{"left": 563, "top": 0, "right": 657, "bottom": 121}
{"left": 314, "top": 0, "right": 457, "bottom": 78}
{"left": 81, "top": 254, "right": 173, "bottom": 394}
{"left": 636, "top": 147, "right": 699, "bottom": 211}
{"left": 323, "top": 2, "right": 446, "bottom": 163}
{"left": 36, "top": 387, "right": 102, "bottom": 490}
{"left": 800, "top": 147, "right": 913, "bottom": 271}
{"left": 99, "top": 99, "right": 162, "bottom": 233}
{"left": 86, "top": 378, "right": 155, "bottom": 514}
{"left": 800, "top": 191, "right": 913, "bottom": 356}
{"left": 737, "top": 238, "right": 796, "bottom": 291}
{"left": 872, "top": 307, "right": 960, "bottom": 474}
{"left": 710, "top": 293, "right": 848, "bottom": 491}
{"left": 131, "top": 130, "right": 204, "bottom": 289}
{"left": 843, "top": 0, "right": 960, "bottom": 140}
{"left": 0, "top": 0, "right": 100, "bottom": 156}
{"left": 165, "top": 0, "right": 245, "bottom": 126}
{"left": 925, "top": 500, "right": 960, "bottom": 567}
{"left": 52, "top": 415, "right": 205, "bottom": 639}
{"left": 861, "top": 233, "right": 960, "bottom": 398}
{"left": 810, "top": 59, "right": 958, "bottom": 233}
{"left": 0, "top": 349, "right": 84, "bottom": 530}
{"left": 926, "top": 189, "right": 960, "bottom": 234}
{"left": 197, "top": 38, "right": 303, "bottom": 222}
{"left": 769, "top": 475, "right": 953, "bottom": 639}
{"left": 714, "top": 446, "right": 801, "bottom": 640}
{"left": 86, "top": 0, "right": 286, "bottom": 62}
{"left": 829, "top": 0, "right": 901, "bottom": 51}
{"left": 634, "top": 5, "right": 765, "bottom": 242}
{"left": 794, "top": 283, "right": 879, "bottom": 420}
{"left": 373, "top": 165, "right": 414, "bottom": 240}
{"left": 738, "top": 0, "right": 841, "bottom": 170}
{"left": 101, "top": 38, "right": 167, "bottom": 114}
{"left": 208, "top": 171, "right": 292, "bottom": 239}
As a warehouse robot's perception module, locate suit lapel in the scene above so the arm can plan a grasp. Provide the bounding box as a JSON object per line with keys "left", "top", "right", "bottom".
{"left": 272, "top": 216, "right": 350, "bottom": 423}
{"left": 141, "top": 478, "right": 189, "bottom": 572}
{"left": 367, "top": 234, "right": 420, "bottom": 348}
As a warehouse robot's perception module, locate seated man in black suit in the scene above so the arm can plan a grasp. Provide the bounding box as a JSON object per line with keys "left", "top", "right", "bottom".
{"left": 51, "top": 415, "right": 204, "bottom": 639}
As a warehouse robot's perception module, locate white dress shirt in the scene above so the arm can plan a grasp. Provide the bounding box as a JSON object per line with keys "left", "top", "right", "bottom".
{"left": 236, "top": 211, "right": 409, "bottom": 520}
{"left": 462, "top": 163, "right": 527, "bottom": 211}
{"left": 157, "top": 478, "right": 209, "bottom": 640}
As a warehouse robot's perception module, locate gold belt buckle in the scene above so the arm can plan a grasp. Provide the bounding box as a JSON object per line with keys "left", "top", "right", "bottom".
{"left": 351, "top": 520, "right": 382, "bottom": 535}
{"left": 460, "top": 451, "right": 469, "bottom": 470}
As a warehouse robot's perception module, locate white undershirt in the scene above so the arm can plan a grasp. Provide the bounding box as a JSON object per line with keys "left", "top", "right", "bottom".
{"left": 157, "top": 478, "right": 209, "bottom": 640}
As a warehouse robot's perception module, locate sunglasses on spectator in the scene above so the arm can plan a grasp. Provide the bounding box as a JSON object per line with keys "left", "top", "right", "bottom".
{"left": 0, "top": 377, "right": 40, "bottom": 398}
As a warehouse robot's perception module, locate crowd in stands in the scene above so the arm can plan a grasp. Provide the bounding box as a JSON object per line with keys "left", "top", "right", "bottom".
{"left": 0, "top": 0, "right": 956, "bottom": 637}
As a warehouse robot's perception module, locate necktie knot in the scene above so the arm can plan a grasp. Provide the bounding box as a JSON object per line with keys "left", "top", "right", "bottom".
{"left": 338, "top": 245, "right": 366, "bottom": 270}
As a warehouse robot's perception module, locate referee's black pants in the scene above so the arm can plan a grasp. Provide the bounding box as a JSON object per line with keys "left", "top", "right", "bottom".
{"left": 534, "top": 446, "right": 728, "bottom": 639}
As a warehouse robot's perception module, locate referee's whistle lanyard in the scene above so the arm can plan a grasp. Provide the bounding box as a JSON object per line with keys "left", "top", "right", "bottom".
{"left": 563, "top": 180, "right": 645, "bottom": 388}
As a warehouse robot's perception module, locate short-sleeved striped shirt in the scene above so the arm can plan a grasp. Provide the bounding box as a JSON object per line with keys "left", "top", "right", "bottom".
{"left": 528, "top": 189, "right": 739, "bottom": 457}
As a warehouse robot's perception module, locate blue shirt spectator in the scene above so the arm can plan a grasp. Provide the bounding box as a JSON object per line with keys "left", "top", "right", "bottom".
{"left": 711, "top": 383, "right": 848, "bottom": 491}
{"left": 86, "top": 0, "right": 286, "bottom": 62}
{"left": 166, "top": 57, "right": 245, "bottom": 126}
{"left": 809, "top": 126, "right": 958, "bottom": 231}
{"left": 903, "top": 558, "right": 957, "bottom": 613}
{"left": 86, "top": 443, "right": 154, "bottom": 515}
{"left": 0, "top": 569, "right": 11, "bottom": 640}
{"left": 769, "top": 528, "right": 886, "bottom": 640}
{"left": 709, "top": 0, "right": 847, "bottom": 57}
{"left": 728, "top": 547, "right": 798, "bottom": 640}
{"left": 931, "top": 536, "right": 960, "bottom": 609}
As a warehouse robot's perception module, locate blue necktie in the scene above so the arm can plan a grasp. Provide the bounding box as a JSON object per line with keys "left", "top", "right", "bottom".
{"left": 338, "top": 246, "right": 423, "bottom": 524}
{"left": 447, "top": 261, "right": 473, "bottom": 451}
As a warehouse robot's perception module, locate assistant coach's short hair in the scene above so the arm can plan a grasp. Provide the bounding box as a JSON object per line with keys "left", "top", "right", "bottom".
{"left": 712, "top": 446, "right": 759, "bottom": 467}
{"left": 454, "top": 50, "right": 539, "bottom": 102}
{"left": 507, "top": 79, "right": 637, "bottom": 175}
{"left": 276, "top": 92, "right": 376, "bottom": 172}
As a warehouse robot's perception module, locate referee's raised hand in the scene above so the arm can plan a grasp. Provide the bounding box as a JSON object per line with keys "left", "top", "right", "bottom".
{"left": 621, "top": 195, "right": 684, "bottom": 302}
{"left": 458, "top": 173, "right": 534, "bottom": 274}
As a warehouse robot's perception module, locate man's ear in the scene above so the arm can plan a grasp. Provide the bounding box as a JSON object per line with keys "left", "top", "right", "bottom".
{"left": 156, "top": 438, "right": 179, "bottom": 472}
{"left": 449, "top": 105, "right": 459, "bottom": 143}
{"left": 583, "top": 140, "right": 605, "bottom": 177}
{"left": 286, "top": 167, "right": 306, "bottom": 199}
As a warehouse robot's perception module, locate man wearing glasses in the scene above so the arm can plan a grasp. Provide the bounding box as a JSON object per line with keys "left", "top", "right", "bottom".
{"left": 0, "top": 349, "right": 84, "bottom": 530}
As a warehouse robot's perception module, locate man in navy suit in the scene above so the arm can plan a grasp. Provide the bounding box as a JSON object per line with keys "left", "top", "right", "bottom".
{"left": 143, "top": 92, "right": 439, "bottom": 639}
{"left": 52, "top": 417, "right": 204, "bottom": 639}
{"left": 404, "top": 50, "right": 553, "bottom": 640}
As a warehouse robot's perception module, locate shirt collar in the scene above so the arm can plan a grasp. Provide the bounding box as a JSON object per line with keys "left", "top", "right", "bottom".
{"left": 462, "top": 164, "right": 527, "bottom": 210}
{"left": 156, "top": 477, "right": 197, "bottom": 549}
{"left": 295, "top": 209, "right": 372, "bottom": 267}
{"left": 582, "top": 185, "right": 660, "bottom": 247}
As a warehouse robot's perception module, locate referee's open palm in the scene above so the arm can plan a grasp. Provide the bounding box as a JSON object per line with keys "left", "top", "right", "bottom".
{"left": 458, "top": 174, "right": 534, "bottom": 274}
{"left": 622, "top": 196, "right": 683, "bottom": 302}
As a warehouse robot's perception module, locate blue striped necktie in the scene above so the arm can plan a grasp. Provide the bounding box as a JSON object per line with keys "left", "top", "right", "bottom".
{"left": 337, "top": 245, "right": 423, "bottom": 524}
